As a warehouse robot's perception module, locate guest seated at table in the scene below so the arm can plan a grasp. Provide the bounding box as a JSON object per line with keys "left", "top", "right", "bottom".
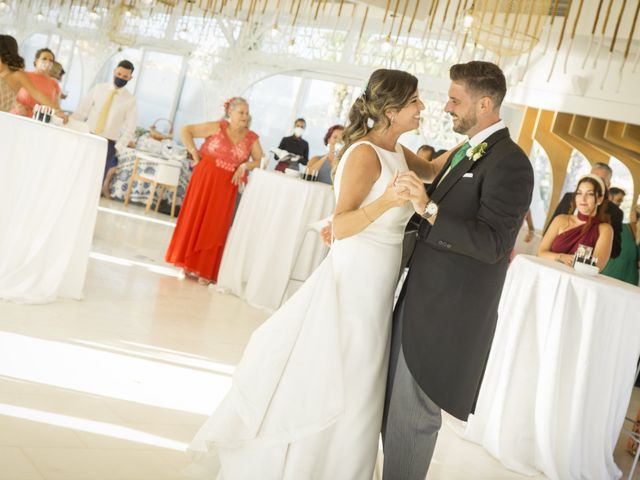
{"left": 0, "top": 35, "right": 61, "bottom": 114}
{"left": 277, "top": 117, "right": 309, "bottom": 167}
{"left": 602, "top": 198, "right": 640, "bottom": 285}
{"left": 538, "top": 174, "right": 613, "bottom": 271}
{"left": 545, "top": 162, "right": 622, "bottom": 259}
{"left": 166, "top": 97, "right": 264, "bottom": 285}
{"left": 608, "top": 187, "right": 625, "bottom": 208}
{"left": 306, "top": 124, "right": 344, "bottom": 184}
{"left": 10, "top": 47, "right": 62, "bottom": 118}
{"left": 416, "top": 144, "right": 435, "bottom": 162}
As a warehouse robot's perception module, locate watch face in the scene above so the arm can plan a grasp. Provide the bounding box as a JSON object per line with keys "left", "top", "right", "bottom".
{"left": 426, "top": 202, "right": 438, "bottom": 216}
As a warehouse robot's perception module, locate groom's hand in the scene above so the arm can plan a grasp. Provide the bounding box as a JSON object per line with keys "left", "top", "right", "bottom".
{"left": 320, "top": 222, "right": 333, "bottom": 246}
{"left": 395, "top": 171, "right": 428, "bottom": 214}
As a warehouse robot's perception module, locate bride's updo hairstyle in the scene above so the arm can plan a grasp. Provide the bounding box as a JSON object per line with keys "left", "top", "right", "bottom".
{"left": 338, "top": 69, "right": 418, "bottom": 164}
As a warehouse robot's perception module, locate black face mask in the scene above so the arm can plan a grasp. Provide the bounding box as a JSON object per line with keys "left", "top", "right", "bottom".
{"left": 114, "top": 77, "right": 128, "bottom": 88}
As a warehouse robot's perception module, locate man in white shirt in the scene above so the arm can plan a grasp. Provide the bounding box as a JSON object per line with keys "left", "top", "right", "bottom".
{"left": 71, "top": 60, "right": 138, "bottom": 196}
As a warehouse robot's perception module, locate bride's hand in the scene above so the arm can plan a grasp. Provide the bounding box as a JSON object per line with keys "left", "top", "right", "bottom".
{"left": 394, "top": 171, "right": 428, "bottom": 214}
{"left": 383, "top": 171, "right": 410, "bottom": 207}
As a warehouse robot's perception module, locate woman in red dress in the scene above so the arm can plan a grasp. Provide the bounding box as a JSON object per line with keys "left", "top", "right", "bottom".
{"left": 166, "top": 97, "right": 264, "bottom": 284}
{"left": 538, "top": 174, "right": 613, "bottom": 271}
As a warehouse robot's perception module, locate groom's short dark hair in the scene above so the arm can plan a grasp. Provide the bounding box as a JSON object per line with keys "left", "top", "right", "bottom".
{"left": 450, "top": 61, "right": 506, "bottom": 109}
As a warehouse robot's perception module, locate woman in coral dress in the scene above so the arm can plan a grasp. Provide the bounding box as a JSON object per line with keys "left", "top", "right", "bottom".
{"left": 166, "top": 97, "right": 263, "bottom": 284}
{"left": 9, "top": 47, "right": 61, "bottom": 117}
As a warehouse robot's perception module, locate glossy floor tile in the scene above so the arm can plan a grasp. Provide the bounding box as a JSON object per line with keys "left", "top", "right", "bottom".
{"left": 0, "top": 198, "right": 637, "bottom": 479}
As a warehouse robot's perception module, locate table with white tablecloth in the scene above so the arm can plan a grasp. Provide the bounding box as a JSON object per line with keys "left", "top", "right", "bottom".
{"left": 464, "top": 255, "right": 640, "bottom": 480}
{"left": 217, "top": 169, "right": 335, "bottom": 311}
{"left": 0, "top": 113, "right": 106, "bottom": 303}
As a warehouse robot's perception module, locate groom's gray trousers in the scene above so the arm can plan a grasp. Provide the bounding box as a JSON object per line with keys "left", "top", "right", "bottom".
{"left": 382, "top": 295, "right": 442, "bottom": 480}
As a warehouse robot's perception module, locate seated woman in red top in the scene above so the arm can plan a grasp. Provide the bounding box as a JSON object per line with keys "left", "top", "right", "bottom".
{"left": 10, "top": 47, "right": 61, "bottom": 118}
{"left": 166, "top": 97, "right": 264, "bottom": 284}
{"left": 538, "top": 174, "right": 613, "bottom": 271}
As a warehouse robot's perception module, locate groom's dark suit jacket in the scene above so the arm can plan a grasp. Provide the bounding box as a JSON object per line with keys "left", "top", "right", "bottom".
{"left": 399, "top": 127, "right": 534, "bottom": 420}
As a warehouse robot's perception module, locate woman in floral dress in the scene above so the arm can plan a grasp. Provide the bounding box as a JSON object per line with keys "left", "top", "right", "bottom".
{"left": 166, "top": 97, "right": 263, "bottom": 284}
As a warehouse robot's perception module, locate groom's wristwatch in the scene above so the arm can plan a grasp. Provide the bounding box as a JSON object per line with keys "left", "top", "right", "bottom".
{"left": 422, "top": 200, "right": 439, "bottom": 219}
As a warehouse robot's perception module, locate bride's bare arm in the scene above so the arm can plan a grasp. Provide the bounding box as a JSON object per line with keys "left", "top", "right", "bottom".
{"left": 332, "top": 144, "right": 407, "bottom": 241}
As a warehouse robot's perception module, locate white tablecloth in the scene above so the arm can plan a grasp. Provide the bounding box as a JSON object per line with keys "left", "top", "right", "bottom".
{"left": 217, "top": 169, "right": 335, "bottom": 311}
{"left": 0, "top": 113, "right": 106, "bottom": 303}
{"left": 464, "top": 255, "right": 640, "bottom": 480}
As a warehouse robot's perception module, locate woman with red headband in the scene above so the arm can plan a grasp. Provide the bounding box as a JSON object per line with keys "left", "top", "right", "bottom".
{"left": 307, "top": 124, "right": 345, "bottom": 184}
{"left": 166, "top": 97, "right": 264, "bottom": 284}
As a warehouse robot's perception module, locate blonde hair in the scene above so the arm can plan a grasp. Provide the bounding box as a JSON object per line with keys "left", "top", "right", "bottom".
{"left": 338, "top": 69, "right": 418, "bottom": 165}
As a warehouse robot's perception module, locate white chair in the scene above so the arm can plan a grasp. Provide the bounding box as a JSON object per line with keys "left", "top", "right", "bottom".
{"left": 123, "top": 152, "right": 181, "bottom": 217}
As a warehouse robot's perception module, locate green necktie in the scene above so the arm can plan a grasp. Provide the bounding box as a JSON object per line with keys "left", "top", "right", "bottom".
{"left": 449, "top": 141, "right": 471, "bottom": 170}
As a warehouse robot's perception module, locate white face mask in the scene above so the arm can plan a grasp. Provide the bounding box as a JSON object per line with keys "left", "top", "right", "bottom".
{"left": 293, "top": 127, "right": 305, "bottom": 137}
{"left": 36, "top": 60, "right": 52, "bottom": 72}
{"left": 334, "top": 142, "right": 344, "bottom": 151}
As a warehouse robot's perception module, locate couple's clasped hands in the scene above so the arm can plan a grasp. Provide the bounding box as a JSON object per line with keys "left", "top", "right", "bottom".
{"left": 387, "top": 170, "right": 430, "bottom": 216}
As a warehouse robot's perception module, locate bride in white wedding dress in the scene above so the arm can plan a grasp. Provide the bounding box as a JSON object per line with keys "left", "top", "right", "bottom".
{"left": 188, "top": 69, "right": 441, "bottom": 479}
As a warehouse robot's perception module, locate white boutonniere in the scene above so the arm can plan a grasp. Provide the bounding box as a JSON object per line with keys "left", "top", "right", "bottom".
{"left": 466, "top": 142, "right": 488, "bottom": 161}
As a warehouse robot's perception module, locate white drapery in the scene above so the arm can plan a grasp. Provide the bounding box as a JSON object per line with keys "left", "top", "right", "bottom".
{"left": 0, "top": 113, "right": 106, "bottom": 303}
{"left": 217, "top": 169, "right": 334, "bottom": 311}
{"left": 465, "top": 255, "right": 640, "bottom": 480}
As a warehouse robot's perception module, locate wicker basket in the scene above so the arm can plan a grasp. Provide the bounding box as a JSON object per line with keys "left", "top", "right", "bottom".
{"left": 149, "top": 118, "right": 173, "bottom": 141}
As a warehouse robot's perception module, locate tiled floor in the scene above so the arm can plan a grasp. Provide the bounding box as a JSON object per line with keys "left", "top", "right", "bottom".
{"left": 0, "top": 198, "right": 637, "bottom": 479}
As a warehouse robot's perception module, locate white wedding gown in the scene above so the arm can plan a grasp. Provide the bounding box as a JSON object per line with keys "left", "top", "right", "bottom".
{"left": 189, "top": 141, "right": 414, "bottom": 479}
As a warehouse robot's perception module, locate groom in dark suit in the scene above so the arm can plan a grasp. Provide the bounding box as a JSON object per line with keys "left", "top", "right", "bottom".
{"left": 382, "top": 61, "right": 534, "bottom": 479}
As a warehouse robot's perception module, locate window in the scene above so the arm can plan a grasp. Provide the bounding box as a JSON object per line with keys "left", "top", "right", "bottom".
{"left": 294, "top": 78, "right": 359, "bottom": 157}
{"left": 131, "top": 51, "right": 184, "bottom": 131}
{"left": 172, "top": 70, "right": 207, "bottom": 142}
{"left": 560, "top": 149, "right": 592, "bottom": 197}
{"left": 529, "top": 141, "right": 553, "bottom": 229}
{"left": 609, "top": 157, "right": 634, "bottom": 222}
{"left": 244, "top": 74, "right": 303, "bottom": 153}
{"left": 20, "top": 33, "right": 49, "bottom": 71}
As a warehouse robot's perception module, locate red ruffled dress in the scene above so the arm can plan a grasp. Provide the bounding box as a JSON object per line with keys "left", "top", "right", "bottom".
{"left": 166, "top": 120, "right": 258, "bottom": 282}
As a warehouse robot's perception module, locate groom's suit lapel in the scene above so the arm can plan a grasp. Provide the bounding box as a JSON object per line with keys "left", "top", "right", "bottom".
{"left": 428, "top": 127, "right": 510, "bottom": 205}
